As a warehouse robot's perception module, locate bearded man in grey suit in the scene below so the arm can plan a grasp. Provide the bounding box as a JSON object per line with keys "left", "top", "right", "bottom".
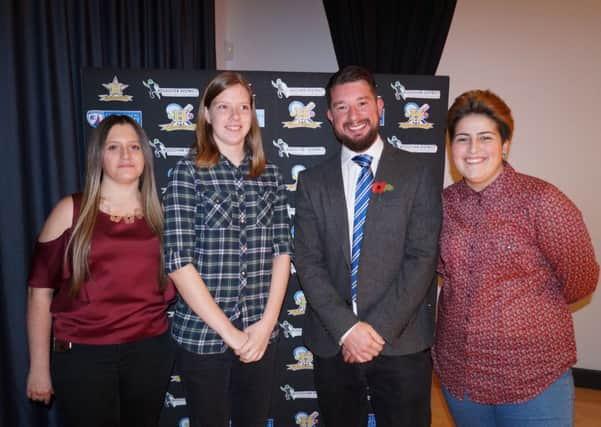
{"left": 294, "top": 66, "right": 441, "bottom": 427}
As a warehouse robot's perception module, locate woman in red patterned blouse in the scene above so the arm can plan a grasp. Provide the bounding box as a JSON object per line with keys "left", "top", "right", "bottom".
{"left": 433, "top": 90, "right": 599, "bottom": 426}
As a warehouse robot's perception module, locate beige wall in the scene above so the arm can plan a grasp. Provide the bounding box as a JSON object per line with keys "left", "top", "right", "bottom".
{"left": 216, "top": 0, "right": 601, "bottom": 370}
{"left": 437, "top": 0, "right": 601, "bottom": 370}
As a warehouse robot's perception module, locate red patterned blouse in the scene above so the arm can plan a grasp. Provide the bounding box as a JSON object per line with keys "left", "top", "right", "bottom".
{"left": 433, "top": 164, "right": 599, "bottom": 404}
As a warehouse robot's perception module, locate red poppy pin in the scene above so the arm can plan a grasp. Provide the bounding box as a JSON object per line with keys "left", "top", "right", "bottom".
{"left": 372, "top": 181, "right": 394, "bottom": 194}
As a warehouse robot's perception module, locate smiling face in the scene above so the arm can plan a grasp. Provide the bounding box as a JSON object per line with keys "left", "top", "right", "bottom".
{"left": 204, "top": 83, "right": 252, "bottom": 153}
{"left": 451, "top": 114, "right": 509, "bottom": 192}
{"left": 327, "top": 80, "right": 384, "bottom": 152}
{"left": 101, "top": 123, "right": 145, "bottom": 186}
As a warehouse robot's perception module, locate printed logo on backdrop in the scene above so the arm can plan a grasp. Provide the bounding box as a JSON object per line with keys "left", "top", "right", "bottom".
{"left": 159, "top": 104, "right": 196, "bottom": 131}
{"left": 287, "top": 290, "right": 306, "bottom": 316}
{"left": 280, "top": 384, "right": 317, "bottom": 401}
{"left": 170, "top": 375, "right": 181, "bottom": 383}
{"left": 272, "top": 138, "right": 326, "bottom": 158}
{"left": 286, "top": 346, "right": 314, "bottom": 371}
{"left": 142, "top": 79, "right": 199, "bottom": 100}
{"left": 286, "top": 165, "right": 306, "bottom": 192}
{"left": 271, "top": 78, "right": 325, "bottom": 99}
{"left": 286, "top": 204, "right": 295, "bottom": 220}
{"left": 282, "top": 102, "right": 322, "bottom": 129}
{"left": 178, "top": 418, "right": 190, "bottom": 427}
{"left": 398, "top": 103, "right": 434, "bottom": 129}
{"left": 294, "top": 411, "right": 319, "bottom": 427}
{"left": 390, "top": 81, "right": 441, "bottom": 101}
{"left": 164, "top": 392, "right": 186, "bottom": 408}
{"left": 98, "top": 76, "right": 133, "bottom": 102}
{"left": 279, "top": 320, "right": 302, "bottom": 338}
{"left": 256, "top": 109, "right": 265, "bottom": 128}
{"left": 86, "top": 110, "right": 142, "bottom": 127}
{"left": 368, "top": 413, "right": 377, "bottom": 427}
{"left": 387, "top": 136, "right": 437, "bottom": 154}
{"left": 149, "top": 138, "right": 190, "bottom": 158}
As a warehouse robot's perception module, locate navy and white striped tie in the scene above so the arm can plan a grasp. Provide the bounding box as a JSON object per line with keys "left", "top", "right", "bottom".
{"left": 350, "top": 154, "right": 374, "bottom": 315}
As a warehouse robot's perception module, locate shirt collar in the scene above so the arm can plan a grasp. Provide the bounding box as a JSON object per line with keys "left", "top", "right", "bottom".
{"left": 457, "top": 161, "right": 516, "bottom": 200}
{"left": 340, "top": 136, "right": 384, "bottom": 167}
{"left": 218, "top": 150, "right": 252, "bottom": 172}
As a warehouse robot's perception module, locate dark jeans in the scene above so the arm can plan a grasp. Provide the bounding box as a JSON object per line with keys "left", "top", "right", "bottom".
{"left": 176, "top": 343, "right": 277, "bottom": 427}
{"left": 51, "top": 331, "right": 175, "bottom": 427}
{"left": 313, "top": 349, "right": 432, "bottom": 427}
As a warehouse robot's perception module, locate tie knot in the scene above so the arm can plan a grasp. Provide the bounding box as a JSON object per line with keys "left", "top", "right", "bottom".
{"left": 352, "top": 154, "right": 373, "bottom": 169}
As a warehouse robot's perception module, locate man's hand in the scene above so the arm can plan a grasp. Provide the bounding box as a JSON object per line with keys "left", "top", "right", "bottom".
{"left": 341, "top": 321, "right": 385, "bottom": 363}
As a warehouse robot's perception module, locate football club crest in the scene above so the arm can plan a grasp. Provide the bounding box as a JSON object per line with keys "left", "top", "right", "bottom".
{"left": 294, "top": 411, "right": 319, "bottom": 427}
{"left": 282, "top": 102, "right": 322, "bottom": 129}
{"left": 287, "top": 290, "right": 306, "bottom": 316}
{"left": 286, "top": 346, "right": 314, "bottom": 371}
{"left": 398, "top": 103, "right": 434, "bottom": 129}
{"left": 98, "top": 76, "right": 133, "bottom": 102}
{"left": 159, "top": 103, "right": 196, "bottom": 131}
{"left": 86, "top": 110, "right": 142, "bottom": 127}
{"left": 286, "top": 165, "right": 306, "bottom": 192}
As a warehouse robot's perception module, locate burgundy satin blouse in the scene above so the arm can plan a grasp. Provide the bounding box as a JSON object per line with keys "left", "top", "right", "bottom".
{"left": 28, "top": 195, "right": 175, "bottom": 344}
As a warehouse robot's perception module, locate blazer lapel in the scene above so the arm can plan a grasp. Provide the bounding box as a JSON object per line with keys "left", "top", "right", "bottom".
{"left": 323, "top": 157, "right": 351, "bottom": 268}
{"left": 362, "top": 142, "right": 398, "bottom": 247}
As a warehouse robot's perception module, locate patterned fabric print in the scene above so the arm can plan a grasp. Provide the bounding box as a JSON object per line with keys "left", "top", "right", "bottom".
{"left": 433, "top": 163, "right": 599, "bottom": 404}
{"left": 164, "top": 154, "right": 293, "bottom": 354}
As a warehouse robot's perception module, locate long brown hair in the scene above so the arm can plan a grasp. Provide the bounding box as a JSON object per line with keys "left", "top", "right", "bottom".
{"left": 193, "top": 71, "right": 265, "bottom": 178}
{"left": 66, "top": 115, "right": 167, "bottom": 296}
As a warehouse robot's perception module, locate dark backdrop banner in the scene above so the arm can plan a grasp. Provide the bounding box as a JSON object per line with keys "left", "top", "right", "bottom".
{"left": 81, "top": 68, "right": 449, "bottom": 427}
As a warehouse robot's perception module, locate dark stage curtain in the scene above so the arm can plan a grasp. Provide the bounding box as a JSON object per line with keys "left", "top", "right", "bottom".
{"left": 0, "top": 1, "right": 215, "bottom": 425}
{"left": 323, "top": 0, "right": 457, "bottom": 74}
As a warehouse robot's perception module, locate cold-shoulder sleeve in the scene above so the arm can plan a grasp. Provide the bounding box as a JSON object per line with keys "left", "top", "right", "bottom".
{"left": 27, "top": 231, "right": 70, "bottom": 290}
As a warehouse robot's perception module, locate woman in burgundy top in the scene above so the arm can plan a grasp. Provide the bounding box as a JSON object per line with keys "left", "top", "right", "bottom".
{"left": 433, "top": 90, "right": 599, "bottom": 426}
{"left": 26, "top": 115, "right": 175, "bottom": 427}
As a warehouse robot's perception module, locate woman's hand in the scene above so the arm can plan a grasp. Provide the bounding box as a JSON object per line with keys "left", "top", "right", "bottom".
{"left": 236, "top": 319, "right": 274, "bottom": 363}
{"left": 225, "top": 327, "right": 249, "bottom": 353}
{"left": 26, "top": 367, "right": 53, "bottom": 404}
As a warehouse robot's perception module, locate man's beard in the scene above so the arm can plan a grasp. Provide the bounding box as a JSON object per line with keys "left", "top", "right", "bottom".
{"left": 334, "top": 122, "right": 379, "bottom": 152}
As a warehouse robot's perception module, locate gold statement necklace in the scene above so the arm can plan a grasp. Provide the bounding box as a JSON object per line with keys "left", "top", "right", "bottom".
{"left": 99, "top": 197, "right": 144, "bottom": 224}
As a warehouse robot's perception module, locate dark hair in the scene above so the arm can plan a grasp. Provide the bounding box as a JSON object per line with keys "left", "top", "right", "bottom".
{"left": 447, "top": 90, "right": 514, "bottom": 141}
{"left": 193, "top": 71, "right": 265, "bottom": 178}
{"left": 325, "top": 65, "right": 378, "bottom": 107}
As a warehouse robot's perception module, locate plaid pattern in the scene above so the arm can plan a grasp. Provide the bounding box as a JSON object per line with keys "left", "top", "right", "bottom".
{"left": 164, "top": 154, "right": 293, "bottom": 354}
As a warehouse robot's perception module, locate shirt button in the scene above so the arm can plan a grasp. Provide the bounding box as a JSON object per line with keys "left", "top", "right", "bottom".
{"left": 241, "top": 271, "right": 246, "bottom": 277}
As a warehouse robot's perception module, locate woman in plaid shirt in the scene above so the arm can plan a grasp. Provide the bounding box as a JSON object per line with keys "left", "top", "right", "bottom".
{"left": 163, "top": 71, "right": 293, "bottom": 427}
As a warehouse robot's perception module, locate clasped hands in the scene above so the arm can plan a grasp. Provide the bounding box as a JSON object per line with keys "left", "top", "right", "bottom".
{"left": 341, "top": 321, "right": 385, "bottom": 363}
{"left": 229, "top": 319, "right": 273, "bottom": 364}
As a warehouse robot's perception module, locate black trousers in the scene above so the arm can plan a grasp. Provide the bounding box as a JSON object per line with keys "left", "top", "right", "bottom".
{"left": 176, "top": 343, "right": 277, "bottom": 427}
{"left": 51, "top": 331, "right": 175, "bottom": 427}
{"left": 313, "top": 349, "right": 432, "bottom": 427}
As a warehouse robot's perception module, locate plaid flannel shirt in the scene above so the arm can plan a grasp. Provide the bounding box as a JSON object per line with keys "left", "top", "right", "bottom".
{"left": 163, "top": 154, "right": 293, "bottom": 354}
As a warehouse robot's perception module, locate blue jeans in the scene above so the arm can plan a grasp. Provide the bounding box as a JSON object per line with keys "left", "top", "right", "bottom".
{"left": 442, "top": 369, "right": 574, "bottom": 427}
